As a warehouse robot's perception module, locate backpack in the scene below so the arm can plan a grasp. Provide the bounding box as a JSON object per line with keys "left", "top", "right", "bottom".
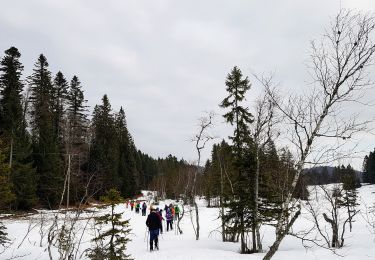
{"left": 166, "top": 209, "right": 172, "bottom": 220}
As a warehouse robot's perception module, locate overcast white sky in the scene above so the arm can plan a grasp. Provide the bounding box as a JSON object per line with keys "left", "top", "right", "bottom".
{"left": 1, "top": 0, "right": 375, "bottom": 169}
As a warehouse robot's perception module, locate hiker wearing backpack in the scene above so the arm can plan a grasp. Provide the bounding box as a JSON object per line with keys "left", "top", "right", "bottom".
{"left": 142, "top": 202, "right": 147, "bottom": 216}
{"left": 171, "top": 205, "right": 175, "bottom": 219}
{"left": 157, "top": 208, "right": 164, "bottom": 234}
{"left": 174, "top": 205, "right": 180, "bottom": 220}
{"left": 166, "top": 208, "right": 173, "bottom": 231}
{"left": 146, "top": 207, "right": 162, "bottom": 251}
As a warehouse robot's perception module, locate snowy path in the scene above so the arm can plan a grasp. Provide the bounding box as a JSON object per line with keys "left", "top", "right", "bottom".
{"left": 126, "top": 202, "right": 248, "bottom": 260}
{"left": 2, "top": 186, "right": 375, "bottom": 259}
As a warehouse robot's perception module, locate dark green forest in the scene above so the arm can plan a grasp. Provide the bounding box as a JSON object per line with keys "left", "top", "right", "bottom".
{"left": 0, "top": 46, "right": 191, "bottom": 210}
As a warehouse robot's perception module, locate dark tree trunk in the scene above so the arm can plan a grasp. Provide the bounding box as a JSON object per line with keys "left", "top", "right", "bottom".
{"left": 323, "top": 213, "right": 339, "bottom": 248}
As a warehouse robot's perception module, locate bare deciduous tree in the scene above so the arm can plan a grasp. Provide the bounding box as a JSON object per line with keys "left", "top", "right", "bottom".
{"left": 304, "top": 185, "right": 359, "bottom": 250}
{"left": 45, "top": 172, "right": 98, "bottom": 260}
{"left": 250, "top": 86, "right": 279, "bottom": 252}
{"left": 190, "top": 111, "right": 215, "bottom": 240}
{"left": 260, "top": 10, "right": 375, "bottom": 259}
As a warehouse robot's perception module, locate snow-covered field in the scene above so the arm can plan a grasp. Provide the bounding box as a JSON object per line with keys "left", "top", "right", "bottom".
{"left": 2, "top": 185, "right": 375, "bottom": 260}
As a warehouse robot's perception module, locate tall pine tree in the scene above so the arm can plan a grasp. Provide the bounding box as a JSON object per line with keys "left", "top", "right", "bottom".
{"left": 115, "top": 107, "right": 138, "bottom": 198}
{"left": 67, "top": 76, "right": 87, "bottom": 148}
{"left": 0, "top": 47, "right": 37, "bottom": 210}
{"left": 89, "top": 95, "right": 119, "bottom": 196}
{"left": 65, "top": 75, "right": 89, "bottom": 202}
{"left": 28, "top": 54, "right": 63, "bottom": 208}
{"left": 219, "top": 66, "right": 256, "bottom": 253}
{"left": 52, "top": 71, "right": 68, "bottom": 146}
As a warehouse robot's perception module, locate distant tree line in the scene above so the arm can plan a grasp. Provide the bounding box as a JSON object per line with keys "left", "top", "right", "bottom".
{"left": 303, "top": 165, "right": 361, "bottom": 186}
{"left": 363, "top": 149, "right": 375, "bottom": 184}
{"left": 147, "top": 154, "right": 197, "bottom": 200}
{"left": 0, "top": 46, "right": 186, "bottom": 211}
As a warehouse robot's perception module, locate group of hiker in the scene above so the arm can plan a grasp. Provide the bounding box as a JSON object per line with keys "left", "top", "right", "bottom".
{"left": 146, "top": 203, "right": 180, "bottom": 251}
{"left": 125, "top": 199, "right": 181, "bottom": 251}
{"left": 164, "top": 203, "right": 180, "bottom": 231}
{"left": 126, "top": 200, "right": 148, "bottom": 216}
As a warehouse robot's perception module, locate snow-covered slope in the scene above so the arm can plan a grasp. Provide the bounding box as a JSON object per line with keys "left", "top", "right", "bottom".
{"left": 2, "top": 185, "right": 375, "bottom": 259}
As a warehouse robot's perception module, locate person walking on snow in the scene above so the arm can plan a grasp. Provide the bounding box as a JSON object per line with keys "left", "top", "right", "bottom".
{"left": 157, "top": 209, "right": 164, "bottom": 234}
{"left": 174, "top": 205, "right": 180, "bottom": 220}
{"left": 130, "top": 201, "right": 134, "bottom": 211}
{"left": 142, "top": 202, "right": 147, "bottom": 216}
{"left": 171, "top": 205, "right": 175, "bottom": 219}
{"left": 166, "top": 208, "right": 173, "bottom": 231}
{"left": 135, "top": 202, "right": 140, "bottom": 214}
{"left": 146, "top": 207, "right": 162, "bottom": 251}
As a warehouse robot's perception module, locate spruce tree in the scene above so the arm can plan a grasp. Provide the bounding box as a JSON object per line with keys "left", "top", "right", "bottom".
{"left": 87, "top": 188, "right": 132, "bottom": 260}
{"left": 208, "top": 144, "right": 223, "bottom": 204}
{"left": 218, "top": 140, "right": 236, "bottom": 199}
{"left": 52, "top": 71, "right": 68, "bottom": 145}
{"left": 115, "top": 107, "right": 137, "bottom": 198}
{"left": 205, "top": 140, "right": 237, "bottom": 242}
{"left": 67, "top": 76, "right": 87, "bottom": 147}
{"left": 0, "top": 222, "right": 9, "bottom": 246}
{"left": 89, "top": 95, "right": 119, "bottom": 195}
{"left": 65, "top": 76, "right": 89, "bottom": 202}
{"left": 11, "top": 156, "right": 37, "bottom": 209}
{"left": 219, "top": 66, "right": 256, "bottom": 253}
{"left": 205, "top": 140, "right": 236, "bottom": 208}
{"left": 259, "top": 141, "right": 282, "bottom": 223}
{"left": 28, "top": 54, "right": 63, "bottom": 208}
{"left": 339, "top": 165, "right": 359, "bottom": 232}
{"left": 202, "top": 159, "right": 213, "bottom": 207}
{"left": 220, "top": 66, "right": 253, "bottom": 149}
{"left": 0, "top": 47, "right": 37, "bottom": 210}
{"left": 0, "top": 47, "right": 24, "bottom": 142}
